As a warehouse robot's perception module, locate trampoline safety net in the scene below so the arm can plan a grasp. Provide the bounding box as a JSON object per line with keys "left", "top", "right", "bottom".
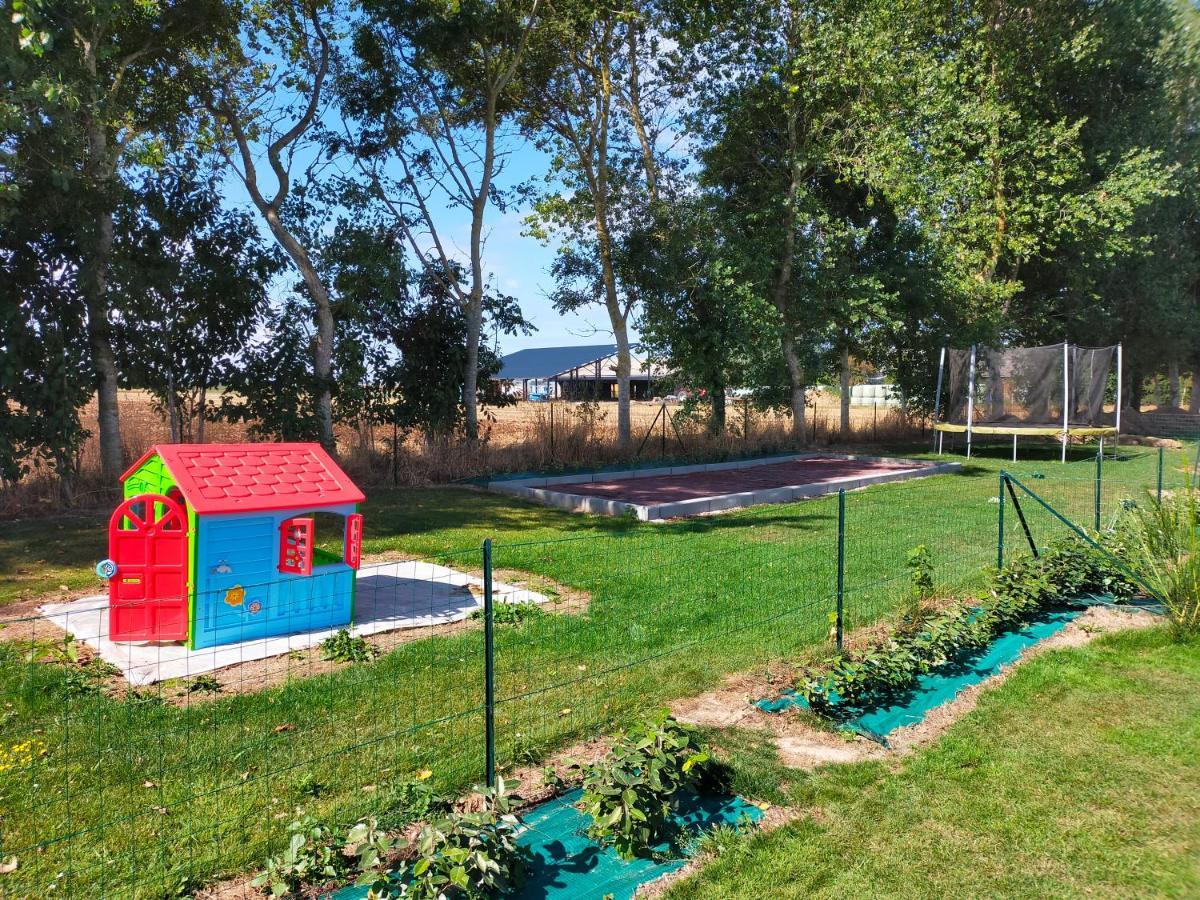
{"left": 943, "top": 343, "right": 1116, "bottom": 427}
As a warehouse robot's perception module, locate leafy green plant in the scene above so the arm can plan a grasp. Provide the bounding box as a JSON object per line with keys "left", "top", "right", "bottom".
{"left": 253, "top": 815, "right": 344, "bottom": 897}
{"left": 293, "top": 773, "right": 328, "bottom": 799}
{"left": 375, "top": 774, "right": 445, "bottom": 832}
{"left": 395, "top": 778, "right": 527, "bottom": 899}
{"left": 905, "top": 544, "right": 935, "bottom": 611}
{"left": 320, "top": 629, "right": 377, "bottom": 664}
{"left": 346, "top": 816, "right": 399, "bottom": 894}
{"left": 470, "top": 601, "right": 545, "bottom": 627}
{"left": 59, "top": 660, "right": 110, "bottom": 698}
{"left": 578, "top": 711, "right": 712, "bottom": 860}
{"left": 799, "top": 537, "right": 1139, "bottom": 716}
{"left": 182, "top": 673, "right": 222, "bottom": 695}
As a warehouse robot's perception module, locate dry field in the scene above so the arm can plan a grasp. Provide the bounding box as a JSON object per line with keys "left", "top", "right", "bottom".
{"left": 2, "top": 389, "right": 926, "bottom": 516}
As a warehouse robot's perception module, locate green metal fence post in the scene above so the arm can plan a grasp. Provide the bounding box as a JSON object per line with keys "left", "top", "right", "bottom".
{"left": 1094, "top": 448, "right": 1102, "bottom": 533}
{"left": 483, "top": 539, "right": 496, "bottom": 789}
{"left": 998, "top": 473, "right": 1006, "bottom": 569}
{"left": 836, "top": 489, "right": 845, "bottom": 652}
{"left": 1157, "top": 446, "right": 1164, "bottom": 504}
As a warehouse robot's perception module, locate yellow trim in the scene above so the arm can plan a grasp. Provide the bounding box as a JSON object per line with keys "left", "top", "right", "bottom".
{"left": 934, "top": 423, "right": 1117, "bottom": 437}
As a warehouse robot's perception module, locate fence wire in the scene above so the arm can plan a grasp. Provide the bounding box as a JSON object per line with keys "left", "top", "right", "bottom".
{"left": 0, "top": 443, "right": 1193, "bottom": 898}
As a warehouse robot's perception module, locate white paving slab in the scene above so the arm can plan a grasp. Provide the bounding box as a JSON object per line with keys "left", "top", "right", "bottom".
{"left": 38, "top": 560, "right": 546, "bottom": 686}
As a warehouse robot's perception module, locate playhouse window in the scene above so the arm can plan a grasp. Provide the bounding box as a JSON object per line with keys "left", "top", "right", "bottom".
{"left": 278, "top": 511, "right": 362, "bottom": 573}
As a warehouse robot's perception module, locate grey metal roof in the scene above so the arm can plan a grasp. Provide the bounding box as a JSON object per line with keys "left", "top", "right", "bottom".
{"left": 495, "top": 344, "right": 618, "bottom": 380}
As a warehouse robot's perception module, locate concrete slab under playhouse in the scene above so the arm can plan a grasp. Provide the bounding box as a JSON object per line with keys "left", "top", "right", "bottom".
{"left": 39, "top": 559, "right": 546, "bottom": 685}
{"left": 486, "top": 453, "right": 961, "bottom": 520}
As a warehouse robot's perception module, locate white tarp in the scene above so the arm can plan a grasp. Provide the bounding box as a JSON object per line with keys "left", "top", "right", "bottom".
{"left": 39, "top": 559, "right": 546, "bottom": 686}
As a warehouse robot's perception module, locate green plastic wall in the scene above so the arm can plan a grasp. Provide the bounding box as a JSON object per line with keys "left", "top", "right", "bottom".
{"left": 122, "top": 453, "right": 199, "bottom": 645}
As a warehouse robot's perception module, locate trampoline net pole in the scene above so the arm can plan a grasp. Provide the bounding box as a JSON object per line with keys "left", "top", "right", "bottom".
{"left": 932, "top": 347, "right": 946, "bottom": 451}
{"left": 966, "top": 345, "right": 977, "bottom": 459}
{"left": 1062, "top": 342, "right": 1070, "bottom": 463}
{"left": 1115, "top": 343, "right": 1123, "bottom": 458}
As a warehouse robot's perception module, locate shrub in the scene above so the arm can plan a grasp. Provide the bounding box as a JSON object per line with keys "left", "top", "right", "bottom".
{"left": 400, "top": 779, "right": 526, "bottom": 899}
{"left": 904, "top": 545, "right": 935, "bottom": 616}
{"left": 320, "top": 629, "right": 377, "bottom": 664}
{"left": 1122, "top": 488, "right": 1200, "bottom": 637}
{"left": 578, "top": 711, "right": 711, "bottom": 860}
{"left": 254, "top": 815, "right": 344, "bottom": 897}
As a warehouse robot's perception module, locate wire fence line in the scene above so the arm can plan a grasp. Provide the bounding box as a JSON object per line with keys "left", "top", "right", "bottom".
{"left": 0, "top": 447, "right": 1191, "bottom": 898}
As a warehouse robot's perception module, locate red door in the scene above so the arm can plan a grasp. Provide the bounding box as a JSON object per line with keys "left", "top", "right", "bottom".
{"left": 108, "top": 493, "right": 190, "bottom": 642}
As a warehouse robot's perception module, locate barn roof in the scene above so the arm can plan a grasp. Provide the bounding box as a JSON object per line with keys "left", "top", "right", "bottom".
{"left": 495, "top": 344, "right": 618, "bottom": 381}
{"left": 121, "top": 443, "right": 365, "bottom": 515}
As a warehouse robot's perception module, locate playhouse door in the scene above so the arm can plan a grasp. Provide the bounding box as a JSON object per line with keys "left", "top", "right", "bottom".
{"left": 108, "top": 493, "right": 189, "bottom": 642}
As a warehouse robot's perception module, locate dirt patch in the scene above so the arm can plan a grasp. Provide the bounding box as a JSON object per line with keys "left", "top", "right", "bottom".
{"left": 500, "top": 735, "right": 611, "bottom": 810}
{"left": 674, "top": 604, "right": 1161, "bottom": 770}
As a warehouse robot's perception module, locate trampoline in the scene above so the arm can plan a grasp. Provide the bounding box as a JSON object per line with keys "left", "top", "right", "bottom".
{"left": 933, "top": 342, "right": 1122, "bottom": 461}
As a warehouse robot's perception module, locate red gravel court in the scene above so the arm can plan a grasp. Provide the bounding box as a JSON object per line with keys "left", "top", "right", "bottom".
{"left": 542, "top": 456, "right": 929, "bottom": 506}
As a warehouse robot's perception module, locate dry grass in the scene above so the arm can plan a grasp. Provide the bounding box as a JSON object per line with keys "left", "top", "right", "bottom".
{"left": 0, "top": 389, "right": 928, "bottom": 518}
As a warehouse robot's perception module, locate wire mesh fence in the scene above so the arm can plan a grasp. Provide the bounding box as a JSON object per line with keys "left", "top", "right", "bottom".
{"left": 0, "top": 444, "right": 1193, "bottom": 898}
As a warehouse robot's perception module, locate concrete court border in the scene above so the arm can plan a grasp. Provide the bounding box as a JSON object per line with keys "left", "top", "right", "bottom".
{"left": 483, "top": 453, "right": 962, "bottom": 521}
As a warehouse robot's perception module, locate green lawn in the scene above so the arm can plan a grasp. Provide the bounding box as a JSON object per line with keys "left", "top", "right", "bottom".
{"left": 670, "top": 627, "right": 1200, "bottom": 899}
{"left": 0, "top": 442, "right": 1190, "bottom": 898}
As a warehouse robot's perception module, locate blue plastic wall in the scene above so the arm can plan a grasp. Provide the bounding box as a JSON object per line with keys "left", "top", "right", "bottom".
{"left": 191, "top": 504, "right": 355, "bottom": 649}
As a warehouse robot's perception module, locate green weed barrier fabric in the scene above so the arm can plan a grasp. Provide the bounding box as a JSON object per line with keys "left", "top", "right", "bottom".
{"left": 327, "top": 788, "right": 763, "bottom": 900}
{"left": 756, "top": 595, "right": 1158, "bottom": 745}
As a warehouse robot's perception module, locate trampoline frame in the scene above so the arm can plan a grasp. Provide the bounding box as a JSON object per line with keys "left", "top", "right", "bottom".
{"left": 933, "top": 342, "right": 1122, "bottom": 462}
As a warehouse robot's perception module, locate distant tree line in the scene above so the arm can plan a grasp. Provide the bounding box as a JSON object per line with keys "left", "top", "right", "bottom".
{"left": 2, "top": 0, "right": 1198, "bottom": 494}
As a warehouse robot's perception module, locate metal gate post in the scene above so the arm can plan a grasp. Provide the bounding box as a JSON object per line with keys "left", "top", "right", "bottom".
{"left": 483, "top": 539, "right": 496, "bottom": 788}
{"left": 1094, "top": 449, "right": 1102, "bottom": 533}
{"left": 836, "top": 489, "right": 846, "bottom": 651}
{"left": 1158, "top": 447, "right": 1164, "bottom": 504}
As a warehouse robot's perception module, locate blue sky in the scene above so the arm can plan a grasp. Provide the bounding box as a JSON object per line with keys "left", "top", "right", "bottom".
{"left": 223, "top": 127, "right": 632, "bottom": 359}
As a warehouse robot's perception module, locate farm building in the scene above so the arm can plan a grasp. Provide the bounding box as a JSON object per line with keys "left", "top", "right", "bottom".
{"left": 101, "top": 443, "right": 365, "bottom": 650}
{"left": 494, "top": 343, "right": 667, "bottom": 401}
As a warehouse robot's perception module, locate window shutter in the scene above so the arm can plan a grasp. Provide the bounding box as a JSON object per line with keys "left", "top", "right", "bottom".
{"left": 345, "top": 513, "right": 363, "bottom": 570}
{"left": 279, "top": 517, "right": 314, "bottom": 576}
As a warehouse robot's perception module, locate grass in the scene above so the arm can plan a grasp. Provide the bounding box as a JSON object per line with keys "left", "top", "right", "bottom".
{"left": 669, "top": 627, "right": 1200, "bottom": 899}
{"left": 0, "top": 442, "right": 1189, "bottom": 898}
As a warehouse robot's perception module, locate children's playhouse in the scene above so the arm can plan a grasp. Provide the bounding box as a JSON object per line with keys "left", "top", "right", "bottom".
{"left": 97, "top": 443, "right": 365, "bottom": 650}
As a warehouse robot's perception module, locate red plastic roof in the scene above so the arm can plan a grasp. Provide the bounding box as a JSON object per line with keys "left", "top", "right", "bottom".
{"left": 122, "top": 443, "right": 366, "bottom": 515}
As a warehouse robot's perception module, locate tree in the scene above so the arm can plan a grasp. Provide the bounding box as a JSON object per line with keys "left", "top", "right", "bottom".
{"left": 634, "top": 197, "right": 767, "bottom": 435}
{"left": 110, "top": 162, "right": 279, "bottom": 440}
{"left": 686, "top": 0, "right": 887, "bottom": 442}
{"left": 195, "top": 0, "right": 341, "bottom": 450}
{"left": 372, "top": 268, "right": 528, "bottom": 446}
{"left": 341, "top": 0, "right": 543, "bottom": 442}
{"left": 521, "top": 0, "right": 657, "bottom": 448}
{"left": 8, "top": 0, "right": 230, "bottom": 479}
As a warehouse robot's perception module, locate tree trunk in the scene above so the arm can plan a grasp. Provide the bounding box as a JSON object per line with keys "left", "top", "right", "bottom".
{"left": 1190, "top": 371, "right": 1200, "bottom": 414}
{"left": 708, "top": 380, "right": 726, "bottom": 436}
{"left": 611, "top": 311, "right": 632, "bottom": 447}
{"left": 1168, "top": 361, "right": 1181, "bottom": 409}
{"left": 463, "top": 94, "right": 500, "bottom": 443}
{"left": 259, "top": 206, "right": 336, "bottom": 452}
{"left": 82, "top": 207, "right": 124, "bottom": 481}
{"left": 197, "top": 378, "right": 208, "bottom": 443}
{"left": 839, "top": 345, "right": 851, "bottom": 438}
{"left": 781, "top": 332, "right": 806, "bottom": 445}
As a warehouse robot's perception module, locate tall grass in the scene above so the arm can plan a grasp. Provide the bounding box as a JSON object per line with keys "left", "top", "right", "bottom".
{"left": 1124, "top": 486, "right": 1200, "bottom": 637}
